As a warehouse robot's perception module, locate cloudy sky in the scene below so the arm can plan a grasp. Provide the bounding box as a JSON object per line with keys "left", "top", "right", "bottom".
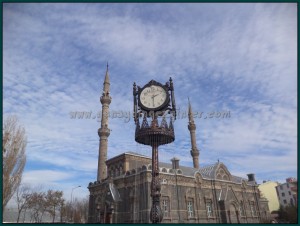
{"left": 3, "top": 3, "right": 297, "bottom": 202}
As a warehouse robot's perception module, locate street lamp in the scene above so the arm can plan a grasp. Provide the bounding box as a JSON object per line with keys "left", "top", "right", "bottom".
{"left": 71, "top": 185, "right": 81, "bottom": 203}
{"left": 70, "top": 185, "right": 81, "bottom": 222}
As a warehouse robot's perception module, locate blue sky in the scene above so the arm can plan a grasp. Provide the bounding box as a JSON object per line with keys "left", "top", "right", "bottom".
{"left": 3, "top": 3, "right": 297, "bottom": 202}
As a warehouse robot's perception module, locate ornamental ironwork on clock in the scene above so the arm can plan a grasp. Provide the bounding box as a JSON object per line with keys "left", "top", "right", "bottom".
{"left": 133, "top": 78, "right": 176, "bottom": 120}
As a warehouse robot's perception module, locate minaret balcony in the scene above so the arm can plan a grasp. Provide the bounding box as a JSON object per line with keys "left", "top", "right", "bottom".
{"left": 188, "top": 123, "right": 196, "bottom": 130}
{"left": 190, "top": 149, "right": 200, "bottom": 157}
{"left": 98, "top": 127, "right": 111, "bottom": 137}
{"left": 100, "top": 95, "right": 112, "bottom": 105}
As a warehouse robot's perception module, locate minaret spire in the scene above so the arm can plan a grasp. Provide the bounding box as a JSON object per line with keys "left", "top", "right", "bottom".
{"left": 97, "top": 65, "right": 112, "bottom": 181}
{"left": 188, "top": 98, "right": 200, "bottom": 169}
{"left": 103, "top": 62, "right": 110, "bottom": 91}
{"left": 188, "top": 97, "right": 194, "bottom": 123}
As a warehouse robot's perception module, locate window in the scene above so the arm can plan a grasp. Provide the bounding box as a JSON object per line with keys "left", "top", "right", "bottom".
{"left": 177, "top": 169, "right": 183, "bottom": 174}
{"left": 287, "top": 183, "right": 289, "bottom": 188}
{"left": 249, "top": 202, "right": 256, "bottom": 216}
{"left": 282, "top": 192, "right": 285, "bottom": 197}
{"left": 142, "top": 165, "right": 147, "bottom": 171}
{"left": 250, "top": 204, "right": 254, "bottom": 216}
{"left": 187, "top": 200, "right": 194, "bottom": 218}
{"left": 283, "top": 199, "right": 287, "bottom": 204}
{"left": 288, "top": 191, "right": 291, "bottom": 195}
{"left": 161, "top": 179, "right": 168, "bottom": 184}
{"left": 280, "top": 185, "right": 283, "bottom": 190}
{"left": 239, "top": 201, "right": 245, "bottom": 216}
{"left": 206, "top": 202, "right": 213, "bottom": 217}
{"left": 222, "top": 175, "right": 229, "bottom": 180}
{"left": 161, "top": 197, "right": 170, "bottom": 218}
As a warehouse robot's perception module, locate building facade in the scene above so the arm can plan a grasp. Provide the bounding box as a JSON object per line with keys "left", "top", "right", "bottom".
{"left": 88, "top": 67, "right": 270, "bottom": 223}
{"left": 275, "top": 178, "right": 297, "bottom": 208}
{"left": 258, "top": 181, "right": 281, "bottom": 213}
{"left": 88, "top": 152, "right": 270, "bottom": 223}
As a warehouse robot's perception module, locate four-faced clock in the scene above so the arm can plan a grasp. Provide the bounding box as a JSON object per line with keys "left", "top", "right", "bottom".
{"left": 139, "top": 85, "right": 169, "bottom": 110}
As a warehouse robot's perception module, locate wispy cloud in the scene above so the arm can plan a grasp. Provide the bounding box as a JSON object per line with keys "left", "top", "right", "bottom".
{"left": 3, "top": 3, "right": 297, "bottom": 202}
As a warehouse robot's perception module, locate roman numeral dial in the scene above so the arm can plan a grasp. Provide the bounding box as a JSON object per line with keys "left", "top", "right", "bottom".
{"left": 139, "top": 85, "right": 167, "bottom": 110}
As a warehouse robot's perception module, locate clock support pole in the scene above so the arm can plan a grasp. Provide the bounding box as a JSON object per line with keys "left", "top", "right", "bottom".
{"left": 133, "top": 79, "right": 176, "bottom": 224}
{"left": 149, "top": 117, "right": 163, "bottom": 223}
{"left": 150, "top": 143, "right": 162, "bottom": 223}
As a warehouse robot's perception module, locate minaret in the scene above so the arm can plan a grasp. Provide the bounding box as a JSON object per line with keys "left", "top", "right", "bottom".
{"left": 97, "top": 64, "right": 112, "bottom": 181}
{"left": 188, "top": 98, "right": 200, "bottom": 169}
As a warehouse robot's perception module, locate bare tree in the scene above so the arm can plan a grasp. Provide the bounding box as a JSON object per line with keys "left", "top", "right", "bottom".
{"left": 3, "top": 115, "right": 27, "bottom": 210}
{"left": 27, "top": 191, "right": 47, "bottom": 223}
{"left": 62, "top": 197, "right": 89, "bottom": 223}
{"left": 72, "top": 197, "right": 89, "bottom": 223}
{"left": 78, "top": 196, "right": 89, "bottom": 223}
{"left": 59, "top": 199, "right": 66, "bottom": 223}
{"left": 64, "top": 201, "right": 71, "bottom": 222}
{"left": 46, "top": 189, "right": 64, "bottom": 223}
{"left": 13, "top": 185, "right": 67, "bottom": 223}
{"left": 15, "top": 184, "right": 31, "bottom": 223}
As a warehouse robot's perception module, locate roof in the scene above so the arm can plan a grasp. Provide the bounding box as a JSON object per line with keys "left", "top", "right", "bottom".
{"left": 109, "top": 151, "right": 251, "bottom": 185}
{"left": 106, "top": 151, "right": 151, "bottom": 164}
{"left": 109, "top": 183, "right": 121, "bottom": 202}
{"left": 125, "top": 151, "right": 151, "bottom": 159}
{"left": 160, "top": 160, "right": 250, "bottom": 184}
{"left": 199, "top": 162, "right": 250, "bottom": 184}
{"left": 199, "top": 162, "right": 219, "bottom": 178}
{"left": 159, "top": 162, "right": 199, "bottom": 176}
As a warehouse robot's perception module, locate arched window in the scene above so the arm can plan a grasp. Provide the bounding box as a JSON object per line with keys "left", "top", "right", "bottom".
{"left": 216, "top": 167, "right": 230, "bottom": 181}
{"left": 169, "top": 169, "right": 175, "bottom": 174}
{"left": 206, "top": 200, "right": 213, "bottom": 218}
{"left": 222, "top": 175, "right": 229, "bottom": 180}
{"left": 216, "top": 174, "right": 222, "bottom": 179}
{"left": 239, "top": 201, "right": 245, "bottom": 216}
{"left": 249, "top": 201, "right": 256, "bottom": 216}
{"left": 177, "top": 169, "right": 182, "bottom": 174}
{"left": 187, "top": 198, "right": 195, "bottom": 218}
{"left": 161, "top": 196, "right": 170, "bottom": 218}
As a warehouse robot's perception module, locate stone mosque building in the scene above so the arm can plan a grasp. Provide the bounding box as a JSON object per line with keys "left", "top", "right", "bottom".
{"left": 87, "top": 67, "right": 270, "bottom": 223}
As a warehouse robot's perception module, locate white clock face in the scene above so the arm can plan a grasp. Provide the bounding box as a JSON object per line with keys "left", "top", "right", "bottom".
{"left": 140, "top": 85, "right": 167, "bottom": 109}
